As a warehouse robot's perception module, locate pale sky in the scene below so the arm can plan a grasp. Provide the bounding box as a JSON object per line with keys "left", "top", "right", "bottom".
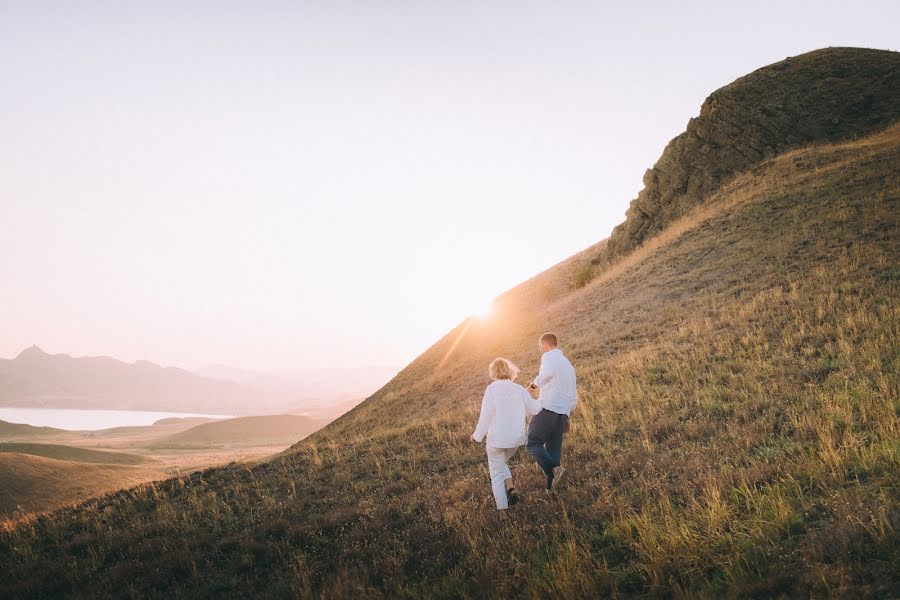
{"left": 2, "top": 2, "right": 897, "bottom": 372}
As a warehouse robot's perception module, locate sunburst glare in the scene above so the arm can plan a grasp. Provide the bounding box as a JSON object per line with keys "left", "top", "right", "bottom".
{"left": 470, "top": 298, "right": 495, "bottom": 320}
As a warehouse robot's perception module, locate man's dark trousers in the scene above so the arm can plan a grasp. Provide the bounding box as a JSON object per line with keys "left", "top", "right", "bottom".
{"left": 526, "top": 409, "right": 568, "bottom": 489}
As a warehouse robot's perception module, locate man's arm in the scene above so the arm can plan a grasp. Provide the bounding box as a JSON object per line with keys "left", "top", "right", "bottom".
{"left": 567, "top": 369, "right": 578, "bottom": 415}
{"left": 531, "top": 353, "right": 554, "bottom": 388}
{"left": 564, "top": 370, "right": 578, "bottom": 430}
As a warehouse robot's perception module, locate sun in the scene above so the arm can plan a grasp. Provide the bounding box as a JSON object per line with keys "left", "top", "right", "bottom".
{"left": 470, "top": 297, "right": 495, "bottom": 320}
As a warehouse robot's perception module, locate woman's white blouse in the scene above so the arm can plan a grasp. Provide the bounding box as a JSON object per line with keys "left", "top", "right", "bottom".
{"left": 471, "top": 380, "right": 542, "bottom": 448}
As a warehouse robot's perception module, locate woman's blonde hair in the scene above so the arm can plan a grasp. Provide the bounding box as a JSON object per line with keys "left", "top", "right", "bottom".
{"left": 489, "top": 358, "right": 519, "bottom": 381}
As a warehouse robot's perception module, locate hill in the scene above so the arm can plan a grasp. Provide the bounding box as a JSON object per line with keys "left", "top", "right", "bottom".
{"left": 146, "top": 415, "right": 327, "bottom": 449}
{"left": 0, "top": 443, "right": 147, "bottom": 465}
{"left": 0, "top": 417, "right": 309, "bottom": 518}
{"left": 1, "top": 48, "right": 898, "bottom": 598}
{"left": 0, "top": 454, "right": 166, "bottom": 518}
{"left": 0, "top": 419, "right": 66, "bottom": 439}
{"left": 604, "top": 45, "right": 900, "bottom": 259}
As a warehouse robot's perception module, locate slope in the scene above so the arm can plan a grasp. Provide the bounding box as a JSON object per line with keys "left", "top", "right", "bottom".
{"left": 1, "top": 48, "right": 899, "bottom": 598}
{"left": 146, "top": 415, "right": 327, "bottom": 449}
{"left": 0, "top": 420, "right": 66, "bottom": 439}
{"left": 605, "top": 45, "right": 900, "bottom": 258}
{"left": 2, "top": 119, "right": 897, "bottom": 599}
{"left": 0, "top": 443, "right": 146, "bottom": 465}
{"left": 0, "top": 454, "right": 167, "bottom": 518}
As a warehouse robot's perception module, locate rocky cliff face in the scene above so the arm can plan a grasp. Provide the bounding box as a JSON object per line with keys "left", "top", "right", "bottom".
{"left": 606, "top": 47, "right": 900, "bottom": 258}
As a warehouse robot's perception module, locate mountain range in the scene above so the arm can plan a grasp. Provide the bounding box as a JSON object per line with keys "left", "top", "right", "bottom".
{"left": 0, "top": 345, "right": 397, "bottom": 417}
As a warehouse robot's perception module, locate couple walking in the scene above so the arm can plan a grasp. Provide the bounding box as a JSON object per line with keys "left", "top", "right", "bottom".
{"left": 471, "top": 332, "right": 577, "bottom": 512}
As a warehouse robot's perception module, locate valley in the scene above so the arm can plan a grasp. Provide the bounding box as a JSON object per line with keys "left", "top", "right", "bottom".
{"left": 0, "top": 413, "right": 327, "bottom": 518}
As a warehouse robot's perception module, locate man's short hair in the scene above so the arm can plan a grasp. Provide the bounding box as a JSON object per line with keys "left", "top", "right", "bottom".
{"left": 539, "top": 332, "right": 558, "bottom": 347}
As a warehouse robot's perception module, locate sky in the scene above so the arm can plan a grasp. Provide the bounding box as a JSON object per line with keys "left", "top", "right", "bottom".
{"left": 1, "top": 1, "right": 898, "bottom": 372}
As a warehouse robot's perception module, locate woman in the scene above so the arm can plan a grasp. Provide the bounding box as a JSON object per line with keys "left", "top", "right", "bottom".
{"left": 471, "top": 358, "right": 542, "bottom": 513}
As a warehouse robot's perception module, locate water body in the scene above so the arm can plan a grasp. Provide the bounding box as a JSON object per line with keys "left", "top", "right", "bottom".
{"left": 0, "top": 407, "right": 232, "bottom": 431}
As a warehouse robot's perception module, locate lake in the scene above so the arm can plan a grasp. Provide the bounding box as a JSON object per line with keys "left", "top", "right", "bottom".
{"left": 0, "top": 407, "right": 232, "bottom": 431}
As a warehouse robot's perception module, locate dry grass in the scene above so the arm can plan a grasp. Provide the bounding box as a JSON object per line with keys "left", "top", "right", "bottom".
{"left": 0, "top": 453, "right": 168, "bottom": 518}
{"left": 0, "top": 443, "right": 147, "bottom": 465}
{"left": 1, "top": 125, "right": 898, "bottom": 598}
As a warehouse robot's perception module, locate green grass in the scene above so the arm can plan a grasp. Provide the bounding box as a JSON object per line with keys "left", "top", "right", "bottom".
{"left": 1, "top": 127, "right": 898, "bottom": 599}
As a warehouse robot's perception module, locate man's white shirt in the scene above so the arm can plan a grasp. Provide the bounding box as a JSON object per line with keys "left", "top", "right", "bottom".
{"left": 532, "top": 348, "right": 577, "bottom": 415}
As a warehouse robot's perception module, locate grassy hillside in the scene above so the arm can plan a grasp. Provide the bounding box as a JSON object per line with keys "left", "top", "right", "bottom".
{"left": 0, "top": 454, "right": 166, "bottom": 518}
{"left": 604, "top": 46, "right": 900, "bottom": 259}
{"left": 1, "top": 119, "right": 897, "bottom": 597}
{"left": 0, "top": 419, "right": 66, "bottom": 439}
{"left": 146, "top": 415, "right": 327, "bottom": 449}
{"left": 0, "top": 443, "right": 146, "bottom": 465}
{"left": 2, "top": 48, "right": 898, "bottom": 598}
{"left": 0, "top": 416, "right": 320, "bottom": 517}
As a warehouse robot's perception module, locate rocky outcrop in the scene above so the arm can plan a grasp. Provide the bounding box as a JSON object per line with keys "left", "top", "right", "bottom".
{"left": 606, "top": 47, "right": 900, "bottom": 258}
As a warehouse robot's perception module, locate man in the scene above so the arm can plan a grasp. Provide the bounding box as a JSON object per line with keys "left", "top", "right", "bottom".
{"left": 526, "top": 332, "right": 577, "bottom": 493}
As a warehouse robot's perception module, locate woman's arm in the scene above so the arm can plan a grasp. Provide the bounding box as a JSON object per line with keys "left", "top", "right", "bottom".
{"left": 471, "top": 388, "right": 494, "bottom": 442}
{"left": 522, "top": 387, "right": 542, "bottom": 416}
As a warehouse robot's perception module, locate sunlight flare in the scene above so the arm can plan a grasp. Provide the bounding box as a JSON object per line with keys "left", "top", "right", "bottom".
{"left": 470, "top": 297, "right": 495, "bottom": 320}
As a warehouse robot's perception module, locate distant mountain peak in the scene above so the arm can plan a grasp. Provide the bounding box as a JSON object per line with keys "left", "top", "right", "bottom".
{"left": 133, "top": 359, "right": 161, "bottom": 369}
{"left": 15, "top": 345, "right": 49, "bottom": 360}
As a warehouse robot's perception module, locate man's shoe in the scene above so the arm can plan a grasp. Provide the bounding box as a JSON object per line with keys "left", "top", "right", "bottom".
{"left": 506, "top": 487, "right": 520, "bottom": 506}
{"left": 551, "top": 466, "right": 566, "bottom": 491}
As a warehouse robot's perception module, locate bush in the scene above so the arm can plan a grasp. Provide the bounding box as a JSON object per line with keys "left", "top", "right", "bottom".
{"left": 574, "top": 265, "right": 596, "bottom": 289}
